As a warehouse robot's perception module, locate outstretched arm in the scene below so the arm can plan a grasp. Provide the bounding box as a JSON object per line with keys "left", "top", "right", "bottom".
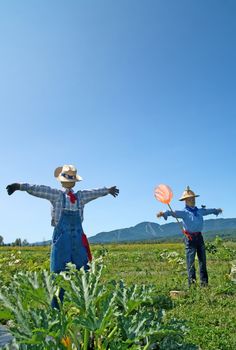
{"left": 6, "top": 183, "right": 60, "bottom": 202}
{"left": 157, "top": 210, "right": 186, "bottom": 220}
{"left": 199, "top": 208, "right": 223, "bottom": 216}
{"left": 79, "top": 186, "right": 119, "bottom": 205}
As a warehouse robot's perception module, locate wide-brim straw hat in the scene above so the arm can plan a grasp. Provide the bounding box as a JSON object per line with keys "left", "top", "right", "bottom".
{"left": 179, "top": 186, "right": 199, "bottom": 201}
{"left": 54, "top": 165, "right": 83, "bottom": 182}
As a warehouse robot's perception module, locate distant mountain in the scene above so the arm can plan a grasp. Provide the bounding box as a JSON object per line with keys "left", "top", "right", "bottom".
{"left": 88, "top": 218, "right": 236, "bottom": 243}
{"left": 31, "top": 218, "right": 236, "bottom": 246}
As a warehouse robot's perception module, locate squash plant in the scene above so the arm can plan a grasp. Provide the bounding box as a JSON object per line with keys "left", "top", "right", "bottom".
{"left": 0, "top": 257, "right": 198, "bottom": 349}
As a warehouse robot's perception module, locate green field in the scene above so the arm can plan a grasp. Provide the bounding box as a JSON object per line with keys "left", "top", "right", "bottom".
{"left": 0, "top": 240, "right": 236, "bottom": 349}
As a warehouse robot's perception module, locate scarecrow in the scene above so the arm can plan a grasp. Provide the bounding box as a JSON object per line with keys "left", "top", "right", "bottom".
{"left": 6, "top": 165, "right": 119, "bottom": 306}
{"left": 156, "top": 186, "right": 222, "bottom": 286}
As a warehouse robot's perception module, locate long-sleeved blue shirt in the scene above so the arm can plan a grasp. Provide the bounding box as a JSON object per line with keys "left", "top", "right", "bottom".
{"left": 163, "top": 206, "right": 221, "bottom": 233}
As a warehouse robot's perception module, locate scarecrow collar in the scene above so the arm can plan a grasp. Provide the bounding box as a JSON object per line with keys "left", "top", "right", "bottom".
{"left": 64, "top": 188, "right": 75, "bottom": 193}
{"left": 185, "top": 205, "right": 198, "bottom": 216}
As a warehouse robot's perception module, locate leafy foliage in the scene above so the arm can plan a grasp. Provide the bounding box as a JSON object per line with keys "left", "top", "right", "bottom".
{"left": 1, "top": 241, "right": 236, "bottom": 349}
{"left": 0, "top": 257, "right": 198, "bottom": 349}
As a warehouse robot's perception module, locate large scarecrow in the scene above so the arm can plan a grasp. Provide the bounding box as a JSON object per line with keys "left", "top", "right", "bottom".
{"left": 156, "top": 185, "right": 222, "bottom": 286}
{"left": 6, "top": 165, "right": 119, "bottom": 304}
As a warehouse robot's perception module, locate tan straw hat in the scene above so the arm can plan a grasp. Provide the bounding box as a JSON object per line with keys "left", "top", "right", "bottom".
{"left": 179, "top": 186, "right": 199, "bottom": 201}
{"left": 54, "top": 165, "right": 83, "bottom": 182}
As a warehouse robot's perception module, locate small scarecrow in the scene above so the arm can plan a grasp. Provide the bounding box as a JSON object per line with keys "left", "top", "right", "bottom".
{"left": 6, "top": 165, "right": 119, "bottom": 305}
{"left": 156, "top": 186, "right": 222, "bottom": 286}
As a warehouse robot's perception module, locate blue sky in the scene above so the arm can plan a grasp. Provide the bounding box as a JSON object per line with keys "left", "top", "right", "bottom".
{"left": 0, "top": 0, "right": 235, "bottom": 243}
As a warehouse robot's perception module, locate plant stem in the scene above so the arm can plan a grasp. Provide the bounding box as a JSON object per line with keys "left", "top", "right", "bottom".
{"left": 143, "top": 337, "right": 150, "bottom": 350}
{"left": 107, "top": 325, "right": 117, "bottom": 339}
{"left": 83, "top": 329, "right": 89, "bottom": 350}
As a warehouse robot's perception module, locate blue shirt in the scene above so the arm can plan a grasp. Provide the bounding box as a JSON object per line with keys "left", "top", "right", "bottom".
{"left": 20, "top": 184, "right": 109, "bottom": 226}
{"left": 163, "top": 206, "right": 221, "bottom": 233}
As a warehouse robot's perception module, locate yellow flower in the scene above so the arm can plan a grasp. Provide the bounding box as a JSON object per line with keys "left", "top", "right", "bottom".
{"left": 61, "top": 336, "right": 71, "bottom": 348}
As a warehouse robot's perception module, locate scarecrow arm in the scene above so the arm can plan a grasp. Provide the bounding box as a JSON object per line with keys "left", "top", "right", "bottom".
{"left": 79, "top": 188, "right": 111, "bottom": 205}
{"left": 199, "top": 208, "right": 222, "bottom": 216}
{"left": 162, "top": 210, "right": 186, "bottom": 220}
{"left": 19, "top": 184, "right": 60, "bottom": 202}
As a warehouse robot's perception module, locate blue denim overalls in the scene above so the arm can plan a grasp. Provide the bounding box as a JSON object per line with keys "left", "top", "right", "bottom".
{"left": 50, "top": 193, "right": 89, "bottom": 273}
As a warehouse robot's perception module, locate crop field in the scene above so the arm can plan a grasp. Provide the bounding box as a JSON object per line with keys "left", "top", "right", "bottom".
{"left": 0, "top": 239, "right": 236, "bottom": 349}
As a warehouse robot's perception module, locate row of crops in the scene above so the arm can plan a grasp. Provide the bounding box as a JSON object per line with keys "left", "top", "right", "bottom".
{"left": 0, "top": 239, "right": 236, "bottom": 349}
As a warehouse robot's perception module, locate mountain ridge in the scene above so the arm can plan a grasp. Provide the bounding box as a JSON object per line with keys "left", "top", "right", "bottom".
{"left": 88, "top": 218, "right": 236, "bottom": 243}
{"left": 31, "top": 218, "right": 236, "bottom": 245}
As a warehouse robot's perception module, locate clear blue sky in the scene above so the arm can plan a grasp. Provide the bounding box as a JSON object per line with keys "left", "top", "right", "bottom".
{"left": 0, "top": 0, "right": 235, "bottom": 243}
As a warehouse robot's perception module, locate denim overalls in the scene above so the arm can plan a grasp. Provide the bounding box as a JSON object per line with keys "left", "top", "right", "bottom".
{"left": 50, "top": 193, "right": 90, "bottom": 273}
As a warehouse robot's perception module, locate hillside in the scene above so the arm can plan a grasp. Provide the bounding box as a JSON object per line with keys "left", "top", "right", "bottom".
{"left": 88, "top": 218, "right": 236, "bottom": 243}
{"left": 31, "top": 218, "right": 236, "bottom": 245}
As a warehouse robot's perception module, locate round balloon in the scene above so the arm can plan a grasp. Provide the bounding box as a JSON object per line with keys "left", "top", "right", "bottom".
{"left": 154, "top": 184, "right": 173, "bottom": 204}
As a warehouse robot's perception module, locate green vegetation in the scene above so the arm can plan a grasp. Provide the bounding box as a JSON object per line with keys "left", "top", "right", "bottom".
{"left": 0, "top": 239, "right": 236, "bottom": 349}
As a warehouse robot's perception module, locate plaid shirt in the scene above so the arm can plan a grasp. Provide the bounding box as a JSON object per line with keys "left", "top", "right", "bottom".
{"left": 20, "top": 184, "right": 109, "bottom": 226}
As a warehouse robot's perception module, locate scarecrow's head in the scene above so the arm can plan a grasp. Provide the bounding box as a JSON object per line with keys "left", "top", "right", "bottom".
{"left": 54, "top": 165, "right": 82, "bottom": 189}
{"left": 179, "top": 186, "right": 199, "bottom": 207}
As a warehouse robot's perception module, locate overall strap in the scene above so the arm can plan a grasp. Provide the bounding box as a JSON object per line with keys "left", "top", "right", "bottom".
{"left": 76, "top": 192, "right": 80, "bottom": 209}
{"left": 62, "top": 192, "right": 66, "bottom": 209}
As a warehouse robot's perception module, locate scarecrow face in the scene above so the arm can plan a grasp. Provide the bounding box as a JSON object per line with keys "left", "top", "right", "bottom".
{"left": 61, "top": 181, "right": 76, "bottom": 189}
{"left": 185, "top": 197, "right": 196, "bottom": 207}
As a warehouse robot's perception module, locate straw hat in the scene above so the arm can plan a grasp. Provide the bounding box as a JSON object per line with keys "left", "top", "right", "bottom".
{"left": 179, "top": 186, "right": 199, "bottom": 201}
{"left": 54, "top": 165, "right": 83, "bottom": 182}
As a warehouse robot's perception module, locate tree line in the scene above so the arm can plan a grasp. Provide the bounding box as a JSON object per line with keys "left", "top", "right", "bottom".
{"left": 0, "top": 235, "right": 29, "bottom": 246}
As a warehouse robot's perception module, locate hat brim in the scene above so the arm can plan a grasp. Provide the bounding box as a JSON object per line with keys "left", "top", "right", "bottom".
{"left": 54, "top": 166, "right": 82, "bottom": 182}
{"left": 179, "top": 195, "right": 199, "bottom": 201}
{"left": 57, "top": 174, "right": 82, "bottom": 182}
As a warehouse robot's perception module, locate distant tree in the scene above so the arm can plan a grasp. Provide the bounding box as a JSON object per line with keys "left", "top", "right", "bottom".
{"left": 14, "top": 238, "right": 22, "bottom": 246}
{"left": 0, "top": 235, "right": 4, "bottom": 246}
{"left": 22, "top": 239, "right": 29, "bottom": 246}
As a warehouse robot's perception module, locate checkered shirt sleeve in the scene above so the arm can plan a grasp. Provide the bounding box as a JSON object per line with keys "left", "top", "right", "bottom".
{"left": 78, "top": 188, "right": 109, "bottom": 205}
{"left": 20, "top": 184, "right": 61, "bottom": 202}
